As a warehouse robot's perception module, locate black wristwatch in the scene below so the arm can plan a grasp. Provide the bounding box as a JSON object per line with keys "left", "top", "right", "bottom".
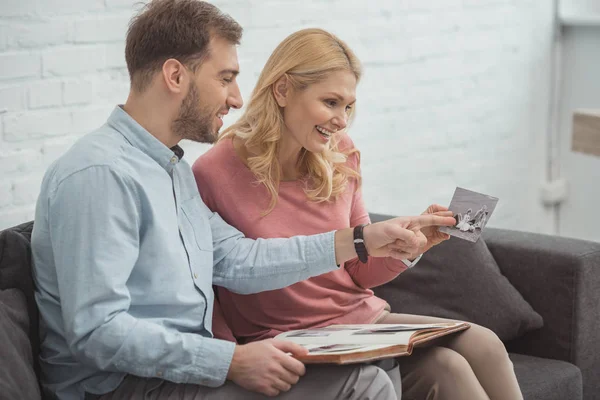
{"left": 353, "top": 224, "right": 369, "bottom": 263}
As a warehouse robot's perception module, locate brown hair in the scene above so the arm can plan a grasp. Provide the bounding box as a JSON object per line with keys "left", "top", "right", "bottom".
{"left": 125, "top": 0, "right": 242, "bottom": 92}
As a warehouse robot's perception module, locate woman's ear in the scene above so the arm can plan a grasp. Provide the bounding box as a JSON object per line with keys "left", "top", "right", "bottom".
{"left": 272, "top": 75, "right": 289, "bottom": 107}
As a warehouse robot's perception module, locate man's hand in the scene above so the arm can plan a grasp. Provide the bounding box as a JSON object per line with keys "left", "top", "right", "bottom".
{"left": 419, "top": 204, "right": 453, "bottom": 254}
{"left": 227, "top": 339, "right": 308, "bottom": 397}
{"left": 363, "top": 212, "right": 456, "bottom": 260}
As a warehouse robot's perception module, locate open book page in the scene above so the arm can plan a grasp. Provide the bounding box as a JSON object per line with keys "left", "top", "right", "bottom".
{"left": 303, "top": 343, "right": 394, "bottom": 356}
{"left": 275, "top": 322, "right": 470, "bottom": 364}
{"left": 276, "top": 322, "right": 465, "bottom": 346}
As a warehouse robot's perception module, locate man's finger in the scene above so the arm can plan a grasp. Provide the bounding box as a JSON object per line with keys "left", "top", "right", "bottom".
{"left": 272, "top": 340, "right": 308, "bottom": 357}
{"left": 385, "top": 242, "right": 414, "bottom": 254}
{"left": 278, "top": 354, "right": 306, "bottom": 378}
{"left": 387, "top": 249, "right": 413, "bottom": 260}
{"left": 272, "top": 379, "right": 293, "bottom": 393}
{"left": 272, "top": 341, "right": 307, "bottom": 377}
{"left": 413, "top": 215, "right": 457, "bottom": 229}
{"left": 263, "top": 387, "right": 280, "bottom": 397}
{"left": 386, "top": 224, "right": 418, "bottom": 245}
{"left": 424, "top": 204, "right": 449, "bottom": 214}
{"left": 274, "top": 365, "right": 300, "bottom": 386}
{"left": 388, "top": 238, "right": 419, "bottom": 250}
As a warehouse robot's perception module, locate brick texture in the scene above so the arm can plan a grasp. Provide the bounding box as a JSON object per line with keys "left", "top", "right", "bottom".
{"left": 0, "top": 0, "right": 554, "bottom": 232}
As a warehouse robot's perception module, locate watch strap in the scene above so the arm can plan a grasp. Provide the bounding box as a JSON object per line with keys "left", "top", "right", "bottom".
{"left": 353, "top": 224, "right": 369, "bottom": 263}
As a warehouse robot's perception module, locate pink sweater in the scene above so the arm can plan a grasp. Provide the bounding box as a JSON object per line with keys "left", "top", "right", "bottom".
{"left": 192, "top": 136, "right": 408, "bottom": 343}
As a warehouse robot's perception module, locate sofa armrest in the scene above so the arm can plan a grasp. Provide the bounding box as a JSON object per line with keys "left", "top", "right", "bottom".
{"left": 483, "top": 228, "right": 600, "bottom": 398}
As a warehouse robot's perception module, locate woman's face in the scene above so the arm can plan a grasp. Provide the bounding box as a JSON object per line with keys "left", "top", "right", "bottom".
{"left": 280, "top": 70, "right": 357, "bottom": 154}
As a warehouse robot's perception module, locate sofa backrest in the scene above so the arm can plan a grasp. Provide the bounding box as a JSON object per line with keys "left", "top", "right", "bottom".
{"left": 0, "top": 221, "right": 40, "bottom": 377}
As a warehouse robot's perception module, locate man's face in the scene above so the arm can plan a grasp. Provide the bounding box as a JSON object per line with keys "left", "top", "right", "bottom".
{"left": 172, "top": 36, "right": 243, "bottom": 144}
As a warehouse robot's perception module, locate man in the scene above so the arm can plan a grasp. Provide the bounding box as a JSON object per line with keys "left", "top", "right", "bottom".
{"left": 31, "top": 1, "right": 456, "bottom": 399}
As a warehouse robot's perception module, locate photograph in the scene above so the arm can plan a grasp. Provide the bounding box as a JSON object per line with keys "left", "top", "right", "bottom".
{"left": 350, "top": 324, "right": 451, "bottom": 335}
{"left": 285, "top": 330, "right": 334, "bottom": 338}
{"left": 438, "top": 187, "right": 499, "bottom": 243}
{"left": 320, "top": 326, "right": 364, "bottom": 331}
{"left": 307, "top": 344, "right": 368, "bottom": 354}
{"left": 351, "top": 326, "right": 415, "bottom": 336}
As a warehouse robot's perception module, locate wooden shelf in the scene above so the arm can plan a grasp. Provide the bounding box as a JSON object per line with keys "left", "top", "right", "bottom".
{"left": 560, "top": 13, "right": 600, "bottom": 26}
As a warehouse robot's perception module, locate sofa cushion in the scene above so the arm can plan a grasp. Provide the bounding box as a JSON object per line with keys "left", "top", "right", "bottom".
{"left": 510, "top": 353, "right": 582, "bottom": 400}
{"left": 10, "top": 220, "right": 34, "bottom": 242}
{"left": 0, "top": 223, "right": 40, "bottom": 376}
{"left": 373, "top": 234, "right": 543, "bottom": 341}
{"left": 0, "top": 288, "right": 41, "bottom": 400}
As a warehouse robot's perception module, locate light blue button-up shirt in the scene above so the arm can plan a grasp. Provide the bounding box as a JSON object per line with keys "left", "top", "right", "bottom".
{"left": 31, "top": 106, "right": 337, "bottom": 400}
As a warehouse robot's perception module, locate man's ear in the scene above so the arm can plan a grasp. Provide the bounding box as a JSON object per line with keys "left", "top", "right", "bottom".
{"left": 162, "top": 59, "right": 187, "bottom": 94}
{"left": 272, "top": 75, "right": 290, "bottom": 107}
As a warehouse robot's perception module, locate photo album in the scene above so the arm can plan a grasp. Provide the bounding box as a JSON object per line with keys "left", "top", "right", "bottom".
{"left": 439, "top": 187, "right": 499, "bottom": 243}
{"left": 275, "top": 322, "right": 470, "bottom": 364}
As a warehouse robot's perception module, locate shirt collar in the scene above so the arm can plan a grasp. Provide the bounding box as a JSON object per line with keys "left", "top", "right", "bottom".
{"left": 107, "top": 105, "right": 185, "bottom": 171}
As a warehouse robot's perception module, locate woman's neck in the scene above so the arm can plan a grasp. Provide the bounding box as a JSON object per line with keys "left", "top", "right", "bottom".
{"left": 277, "top": 135, "right": 303, "bottom": 181}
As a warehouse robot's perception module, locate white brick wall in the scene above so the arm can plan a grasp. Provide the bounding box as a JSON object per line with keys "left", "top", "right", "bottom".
{"left": 0, "top": 0, "right": 555, "bottom": 234}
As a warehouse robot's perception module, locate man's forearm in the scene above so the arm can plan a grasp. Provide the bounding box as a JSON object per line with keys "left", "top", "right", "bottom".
{"left": 68, "top": 311, "right": 236, "bottom": 387}
{"left": 213, "top": 230, "right": 338, "bottom": 294}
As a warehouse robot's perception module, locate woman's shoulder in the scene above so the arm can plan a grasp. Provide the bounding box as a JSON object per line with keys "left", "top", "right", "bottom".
{"left": 336, "top": 133, "right": 357, "bottom": 153}
{"left": 336, "top": 133, "right": 360, "bottom": 170}
{"left": 192, "top": 136, "right": 238, "bottom": 177}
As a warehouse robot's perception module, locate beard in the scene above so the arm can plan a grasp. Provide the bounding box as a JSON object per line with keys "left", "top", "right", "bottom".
{"left": 171, "top": 81, "right": 218, "bottom": 144}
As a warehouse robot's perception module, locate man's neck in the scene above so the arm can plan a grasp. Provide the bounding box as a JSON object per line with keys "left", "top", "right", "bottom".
{"left": 123, "top": 93, "right": 180, "bottom": 148}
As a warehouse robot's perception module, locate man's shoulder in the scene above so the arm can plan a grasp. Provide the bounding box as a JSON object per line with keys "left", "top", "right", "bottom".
{"left": 44, "top": 125, "right": 133, "bottom": 191}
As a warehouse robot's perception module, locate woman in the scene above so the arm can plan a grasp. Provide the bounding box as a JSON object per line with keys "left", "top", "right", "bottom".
{"left": 192, "top": 28, "right": 522, "bottom": 400}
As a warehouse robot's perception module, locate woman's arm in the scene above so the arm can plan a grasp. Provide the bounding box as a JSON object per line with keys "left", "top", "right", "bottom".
{"left": 211, "top": 294, "right": 237, "bottom": 343}
{"left": 344, "top": 184, "right": 409, "bottom": 289}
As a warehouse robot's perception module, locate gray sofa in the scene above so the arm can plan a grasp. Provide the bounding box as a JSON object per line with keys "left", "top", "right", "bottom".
{"left": 1, "top": 217, "right": 599, "bottom": 399}
{"left": 370, "top": 213, "right": 600, "bottom": 400}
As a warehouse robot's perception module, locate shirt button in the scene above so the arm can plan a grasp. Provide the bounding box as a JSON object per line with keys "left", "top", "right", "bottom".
{"left": 156, "top": 371, "right": 163, "bottom": 377}
{"left": 170, "top": 156, "right": 178, "bottom": 164}
{"left": 194, "top": 273, "right": 198, "bottom": 279}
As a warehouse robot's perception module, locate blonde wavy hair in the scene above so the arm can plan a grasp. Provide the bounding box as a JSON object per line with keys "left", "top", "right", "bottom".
{"left": 220, "top": 28, "right": 362, "bottom": 213}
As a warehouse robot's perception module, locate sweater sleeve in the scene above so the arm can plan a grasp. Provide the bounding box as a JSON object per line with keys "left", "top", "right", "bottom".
{"left": 194, "top": 152, "right": 237, "bottom": 343}
{"left": 343, "top": 157, "right": 408, "bottom": 289}
{"left": 192, "top": 155, "right": 220, "bottom": 214}
{"left": 211, "top": 294, "right": 237, "bottom": 343}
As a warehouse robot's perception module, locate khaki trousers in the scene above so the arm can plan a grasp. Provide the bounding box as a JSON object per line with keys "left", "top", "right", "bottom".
{"left": 87, "top": 359, "right": 401, "bottom": 400}
{"left": 376, "top": 311, "right": 523, "bottom": 400}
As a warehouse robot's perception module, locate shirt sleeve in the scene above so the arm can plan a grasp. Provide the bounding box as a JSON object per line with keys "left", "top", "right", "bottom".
{"left": 207, "top": 210, "right": 338, "bottom": 294}
{"left": 343, "top": 182, "right": 408, "bottom": 289}
{"left": 47, "top": 166, "right": 235, "bottom": 387}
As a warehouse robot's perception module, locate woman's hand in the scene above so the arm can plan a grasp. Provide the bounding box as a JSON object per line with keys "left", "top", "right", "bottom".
{"left": 418, "top": 204, "right": 453, "bottom": 254}
{"left": 363, "top": 212, "right": 455, "bottom": 260}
